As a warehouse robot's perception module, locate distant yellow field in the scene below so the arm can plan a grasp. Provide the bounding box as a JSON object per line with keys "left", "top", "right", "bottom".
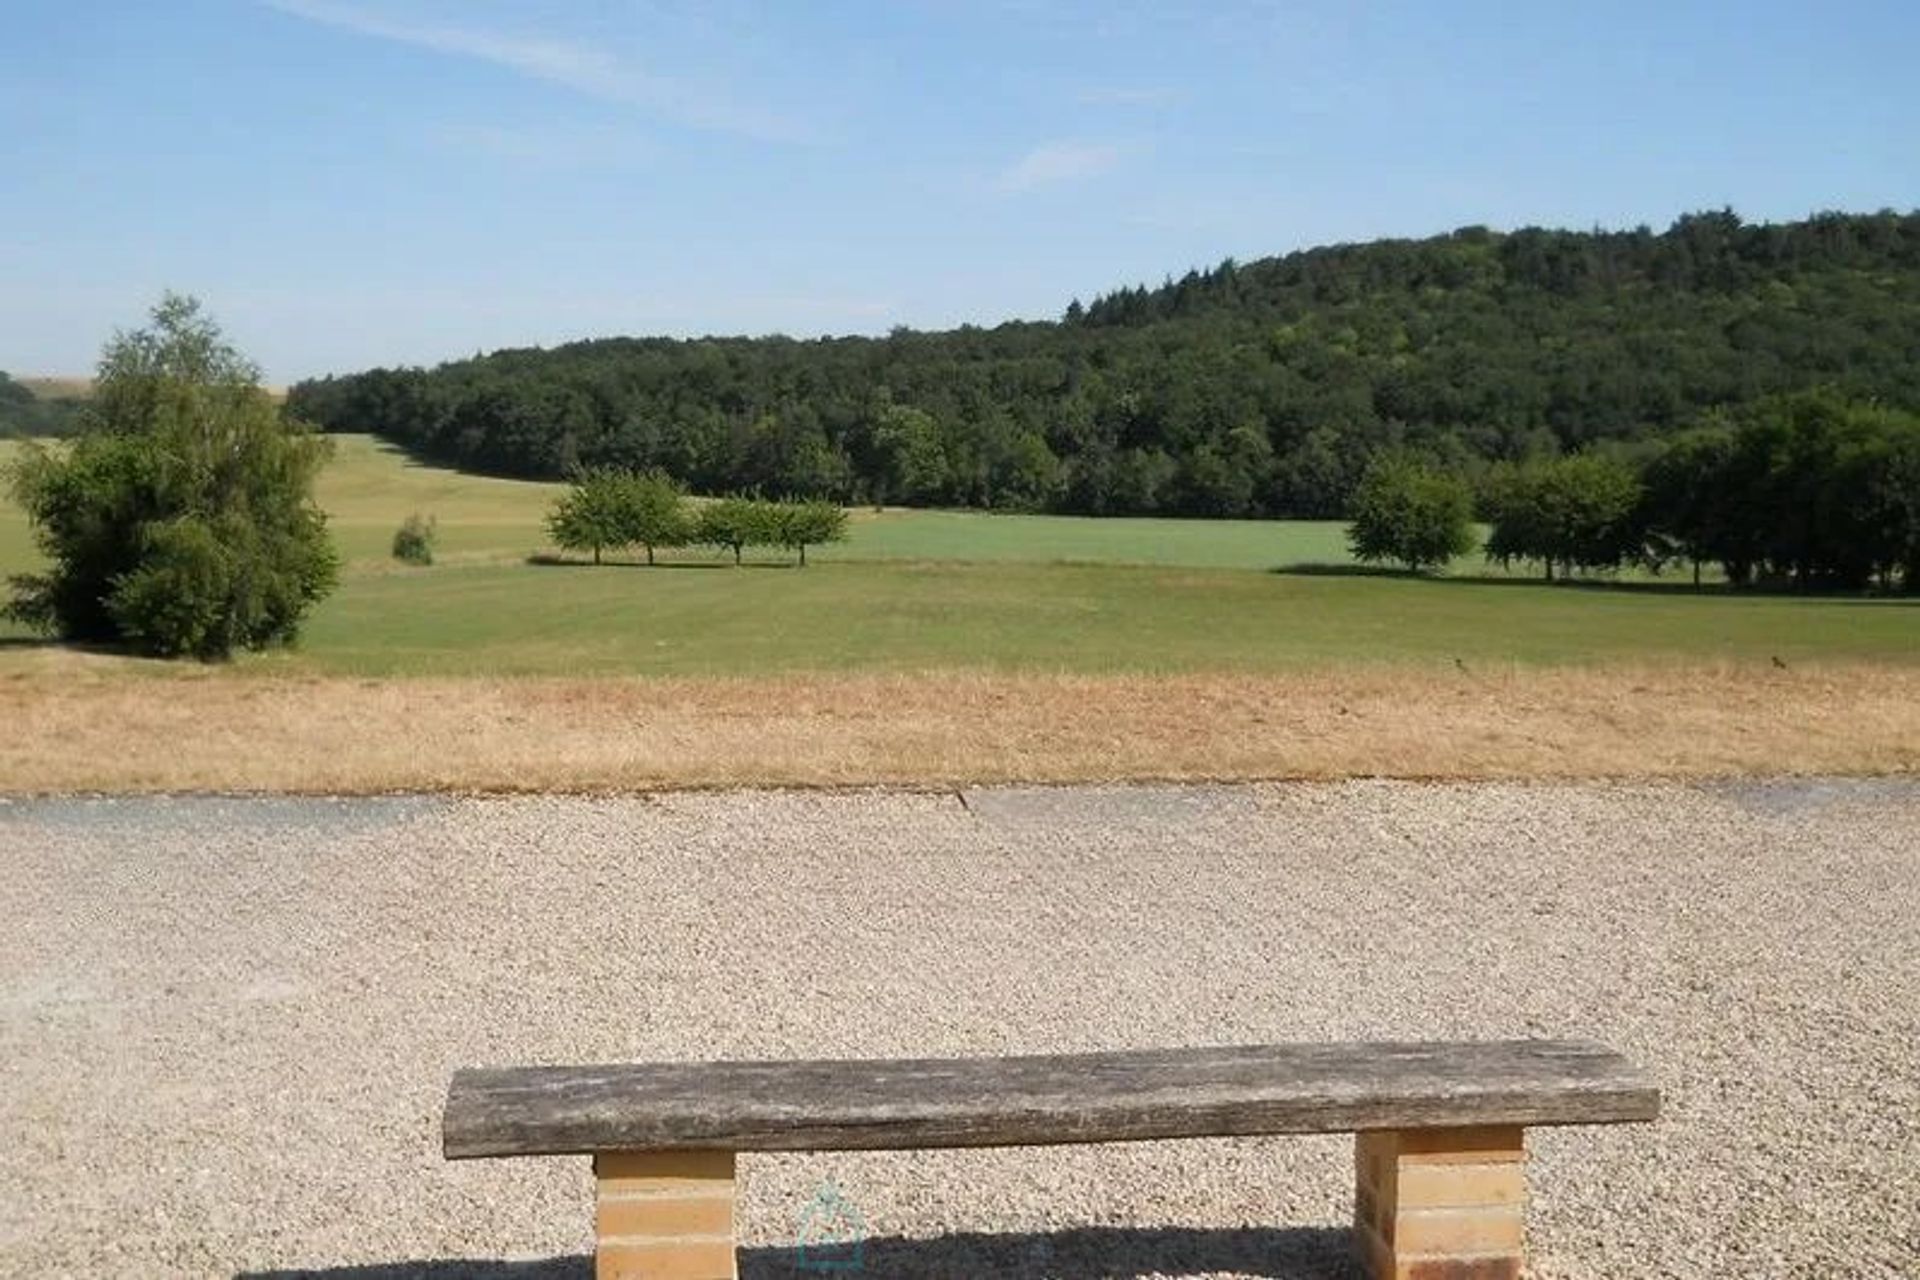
{"left": 0, "top": 438, "right": 38, "bottom": 574}
{"left": 12, "top": 376, "right": 284, "bottom": 402}
{"left": 316, "top": 434, "right": 563, "bottom": 564}
{"left": 16, "top": 376, "right": 92, "bottom": 400}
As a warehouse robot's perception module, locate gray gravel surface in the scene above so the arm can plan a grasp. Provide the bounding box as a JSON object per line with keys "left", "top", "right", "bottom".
{"left": 2, "top": 780, "right": 1916, "bottom": 1279}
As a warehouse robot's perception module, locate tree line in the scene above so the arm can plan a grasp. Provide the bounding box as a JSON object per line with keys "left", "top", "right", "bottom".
{"left": 1347, "top": 390, "right": 1920, "bottom": 590}
{"left": 545, "top": 469, "right": 849, "bottom": 566}
{"left": 287, "top": 210, "right": 1920, "bottom": 521}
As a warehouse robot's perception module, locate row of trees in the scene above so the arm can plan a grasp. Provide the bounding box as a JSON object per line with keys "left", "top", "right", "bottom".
{"left": 1483, "top": 454, "right": 1646, "bottom": 581}
{"left": 1347, "top": 391, "right": 1920, "bottom": 590}
{"left": 546, "top": 470, "right": 849, "bottom": 566}
{"left": 286, "top": 210, "right": 1920, "bottom": 520}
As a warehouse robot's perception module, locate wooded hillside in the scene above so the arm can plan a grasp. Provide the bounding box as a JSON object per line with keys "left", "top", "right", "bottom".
{"left": 286, "top": 210, "right": 1920, "bottom": 518}
{"left": 0, "top": 373, "right": 85, "bottom": 438}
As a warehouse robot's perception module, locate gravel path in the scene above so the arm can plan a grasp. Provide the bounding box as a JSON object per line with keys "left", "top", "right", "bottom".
{"left": 2, "top": 781, "right": 1916, "bottom": 1278}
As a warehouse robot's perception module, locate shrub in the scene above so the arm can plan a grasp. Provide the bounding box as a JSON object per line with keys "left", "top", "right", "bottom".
{"left": 392, "top": 513, "right": 437, "bottom": 565}
{"left": 4, "top": 294, "right": 337, "bottom": 659}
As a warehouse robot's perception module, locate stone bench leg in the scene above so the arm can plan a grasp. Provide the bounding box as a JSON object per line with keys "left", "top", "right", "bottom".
{"left": 594, "top": 1150, "right": 737, "bottom": 1280}
{"left": 1354, "top": 1125, "right": 1526, "bottom": 1280}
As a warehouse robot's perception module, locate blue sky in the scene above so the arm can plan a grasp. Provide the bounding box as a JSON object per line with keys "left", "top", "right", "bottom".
{"left": 5, "top": 1, "right": 1916, "bottom": 381}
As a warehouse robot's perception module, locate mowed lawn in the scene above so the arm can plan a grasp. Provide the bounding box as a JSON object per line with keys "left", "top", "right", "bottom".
{"left": 830, "top": 508, "right": 1351, "bottom": 568}
{"left": 294, "top": 559, "right": 1917, "bottom": 676}
{"left": 0, "top": 439, "right": 35, "bottom": 576}
{"left": 3, "top": 434, "right": 1914, "bottom": 674}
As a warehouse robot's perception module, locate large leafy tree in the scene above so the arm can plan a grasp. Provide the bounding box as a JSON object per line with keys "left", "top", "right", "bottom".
{"left": 866, "top": 399, "right": 949, "bottom": 504}
{"left": 1640, "top": 427, "right": 1738, "bottom": 585}
{"left": 1346, "top": 453, "right": 1476, "bottom": 572}
{"left": 5, "top": 294, "right": 338, "bottom": 659}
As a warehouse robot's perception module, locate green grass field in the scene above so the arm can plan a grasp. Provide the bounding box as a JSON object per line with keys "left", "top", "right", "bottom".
{"left": 3, "top": 434, "right": 1913, "bottom": 674}
{"left": 289, "top": 559, "right": 1917, "bottom": 676}
{"left": 0, "top": 439, "right": 34, "bottom": 578}
{"left": 831, "top": 507, "right": 1352, "bottom": 568}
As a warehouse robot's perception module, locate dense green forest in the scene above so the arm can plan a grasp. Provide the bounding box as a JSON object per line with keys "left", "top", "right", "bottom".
{"left": 288, "top": 209, "right": 1920, "bottom": 519}
{"left": 0, "top": 374, "right": 85, "bottom": 438}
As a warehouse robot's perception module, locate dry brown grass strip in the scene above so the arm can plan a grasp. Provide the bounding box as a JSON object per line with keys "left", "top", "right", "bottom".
{"left": 2, "top": 658, "right": 1914, "bottom": 793}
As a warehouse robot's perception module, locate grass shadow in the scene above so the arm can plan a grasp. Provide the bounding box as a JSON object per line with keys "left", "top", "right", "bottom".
{"left": 1271, "top": 562, "right": 1426, "bottom": 580}
{"left": 238, "top": 1224, "right": 1357, "bottom": 1279}
{"left": 349, "top": 437, "right": 540, "bottom": 482}
{"left": 1276, "top": 567, "right": 1715, "bottom": 596}
{"left": 525, "top": 554, "right": 806, "bottom": 571}
{"left": 0, "top": 635, "right": 178, "bottom": 657}
{"left": 525, "top": 553, "right": 732, "bottom": 570}
{"left": 1271, "top": 562, "right": 1919, "bottom": 602}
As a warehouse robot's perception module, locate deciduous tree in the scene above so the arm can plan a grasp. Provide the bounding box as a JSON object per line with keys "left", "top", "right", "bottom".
{"left": 618, "top": 470, "right": 690, "bottom": 565}
{"left": 769, "top": 499, "right": 848, "bottom": 565}
{"left": 546, "top": 468, "right": 630, "bottom": 564}
{"left": 695, "top": 495, "right": 773, "bottom": 564}
{"left": 1346, "top": 453, "right": 1476, "bottom": 572}
{"left": 1484, "top": 454, "right": 1645, "bottom": 580}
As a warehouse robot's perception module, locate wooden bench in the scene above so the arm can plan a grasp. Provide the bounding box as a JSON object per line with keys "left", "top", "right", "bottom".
{"left": 443, "top": 1039, "right": 1658, "bottom": 1280}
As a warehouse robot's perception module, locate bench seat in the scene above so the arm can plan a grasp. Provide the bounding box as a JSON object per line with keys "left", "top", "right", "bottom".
{"left": 442, "top": 1039, "right": 1658, "bottom": 1280}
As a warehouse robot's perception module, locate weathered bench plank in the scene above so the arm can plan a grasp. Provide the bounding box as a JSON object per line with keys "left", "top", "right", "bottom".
{"left": 444, "top": 1039, "right": 1657, "bottom": 1159}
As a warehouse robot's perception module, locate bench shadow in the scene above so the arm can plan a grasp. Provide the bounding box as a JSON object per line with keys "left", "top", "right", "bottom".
{"left": 239, "top": 1224, "right": 1357, "bottom": 1279}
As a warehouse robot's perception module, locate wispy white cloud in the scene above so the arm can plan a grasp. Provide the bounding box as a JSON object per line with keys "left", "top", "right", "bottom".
{"left": 997, "top": 141, "right": 1126, "bottom": 192}
{"left": 264, "top": 0, "right": 809, "bottom": 143}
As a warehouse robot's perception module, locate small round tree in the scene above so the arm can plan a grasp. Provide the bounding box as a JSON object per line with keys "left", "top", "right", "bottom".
{"left": 546, "top": 468, "right": 630, "bottom": 564}
{"left": 695, "top": 495, "right": 775, "bottom": 564}
{"left": 1346, "top": 453, "right": 1477, "bottom": 572}
{"left": 769, "top": 499, "right": 849, "bottom": 565}
{"left": 618, "top": 470, "right": 691, "bottom": 565}
{"left": 5, "top": 294, "right": 338, "bottom": 659}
